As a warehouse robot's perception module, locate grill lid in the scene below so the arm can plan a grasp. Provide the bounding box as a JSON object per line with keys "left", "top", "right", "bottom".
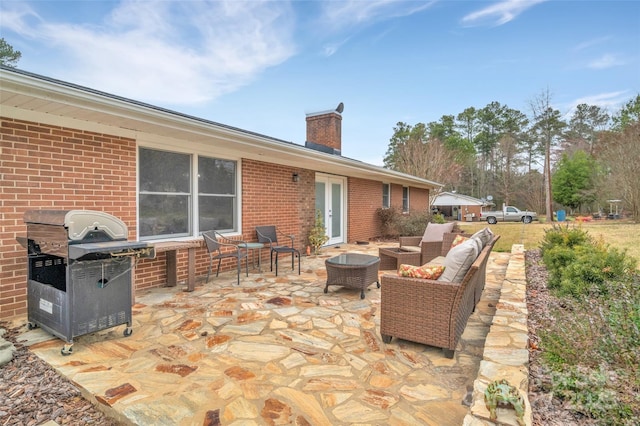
{"left": 24, "top": 210, "right": 128, "bottom": 241}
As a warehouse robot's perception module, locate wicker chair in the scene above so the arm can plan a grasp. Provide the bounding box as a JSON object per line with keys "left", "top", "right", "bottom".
{"left": 255, "top": 226, "right": 300, "bottom": 276}
{"left": 398, "top": 235, "right": 438, "bottom": 265}
{"left": 380, "top": 235, "right": 499, "bottom": 358}
{"left": 398, "top": 223, "right": 461, "bottom": 265}
{"left": 202, "top": 230, "right": 249, "bottom": 286}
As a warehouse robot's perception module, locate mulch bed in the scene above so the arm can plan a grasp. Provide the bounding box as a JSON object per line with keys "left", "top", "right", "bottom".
{"left": 0, "top": 325, "right": 120, "bottom": 425}
{"left": 526, "top": 249, "right": 595, "bottom": 426}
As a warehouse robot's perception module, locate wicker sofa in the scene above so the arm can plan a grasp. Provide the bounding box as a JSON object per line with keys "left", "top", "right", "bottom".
{"left": 380, "top": 233, "right": 500, "bottom": 358}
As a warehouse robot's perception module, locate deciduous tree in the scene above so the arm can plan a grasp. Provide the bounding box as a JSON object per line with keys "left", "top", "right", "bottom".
{"left": 599, "top": 121, "right": 640, "bottom": 222}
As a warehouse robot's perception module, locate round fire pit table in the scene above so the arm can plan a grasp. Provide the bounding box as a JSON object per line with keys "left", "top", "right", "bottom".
{"left": 324, "top": 253, "right": 380, "bottom": 299}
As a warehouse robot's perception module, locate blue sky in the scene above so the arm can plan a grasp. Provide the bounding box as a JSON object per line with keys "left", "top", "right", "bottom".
{"left": 2, "top": 0, "right": 639, "bottom": 165}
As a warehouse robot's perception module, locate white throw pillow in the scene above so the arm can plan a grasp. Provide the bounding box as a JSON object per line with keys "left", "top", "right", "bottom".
{"left": 471, "top": 236, "right": 483, "bottom": 254}
{"left": 471, "top": 227, "right": 493, "bottom": 248}
{"left": 438, "top": 239, "right": 479, "bottom": 283}
{"left": 421, "top": 222, "right": 455, "bottom": 243}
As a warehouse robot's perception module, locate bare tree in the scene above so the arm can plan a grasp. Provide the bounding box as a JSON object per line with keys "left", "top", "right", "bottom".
{"left": 529, "top": 89, "right": 566, "bottom": 221}
{"left": 384, "top": 122, "right": 463, "bottom": 188}
{"left": 598, "top": 122, "right": 640, "bottom": 222}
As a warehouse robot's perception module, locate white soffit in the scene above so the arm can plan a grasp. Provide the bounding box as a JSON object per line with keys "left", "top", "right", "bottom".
{"left": 1, "top": 67, "right": 442, "bottom": 190}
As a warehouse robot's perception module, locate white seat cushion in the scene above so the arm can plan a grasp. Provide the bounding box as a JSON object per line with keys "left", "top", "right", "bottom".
{"left": 424, "top": 256, "right": 446, "bottom": 266}
{"left": 402, "top": 245, "right": 421, "bottom": 253}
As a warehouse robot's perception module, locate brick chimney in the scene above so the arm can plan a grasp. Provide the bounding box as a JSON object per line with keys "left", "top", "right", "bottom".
{"left": 305, "top": 104, "right": 343, "bottom": 155}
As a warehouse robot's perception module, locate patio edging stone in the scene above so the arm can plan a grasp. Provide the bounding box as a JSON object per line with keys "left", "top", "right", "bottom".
{"left": 464, "top": 244, "right": 532, "bottom": 426}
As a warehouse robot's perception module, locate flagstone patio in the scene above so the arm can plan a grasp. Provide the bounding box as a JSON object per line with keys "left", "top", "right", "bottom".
{"left": 15, "top": 242, "right": 515, "bottom": 426}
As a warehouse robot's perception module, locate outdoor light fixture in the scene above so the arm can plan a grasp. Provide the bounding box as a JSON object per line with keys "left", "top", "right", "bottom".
{"left": 292, "top": 173, "right": 300, "bottom": 182}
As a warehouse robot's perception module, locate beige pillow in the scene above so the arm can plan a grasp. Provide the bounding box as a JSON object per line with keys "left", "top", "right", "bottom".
{"left": 471, "top": 227, "right": 493, "bottom": 248}
{"left": 421, "top": 222, "right": 455, "bottom": 243}
{"left": 438, "top": 239, "right": 479, "bottom": 282}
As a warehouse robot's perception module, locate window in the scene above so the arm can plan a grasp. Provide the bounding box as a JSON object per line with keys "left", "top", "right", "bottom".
{"left": 198, "top": 156, "right": 236, "bottom": 233}
{"left": 382, "top": 183, "right": 390, "bottom": 208}
{"left": 138, "top": 147, "right": 238, "bottom": 240}
{"left": 402, "top": 187, "right": 409, "bottom": 212}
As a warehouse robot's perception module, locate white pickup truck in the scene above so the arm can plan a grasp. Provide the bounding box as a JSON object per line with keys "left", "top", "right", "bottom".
{"left": 480, "top": 205, "right": 538, "bottom": 224}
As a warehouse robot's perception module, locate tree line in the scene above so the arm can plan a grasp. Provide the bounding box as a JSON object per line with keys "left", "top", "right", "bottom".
{"left": 383, "top": 90, "right": 640, "bottom": 222}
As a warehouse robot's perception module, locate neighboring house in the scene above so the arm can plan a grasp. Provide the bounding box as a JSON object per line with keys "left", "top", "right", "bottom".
{"left": 432, "top": 192, "right": 487, "bottom": 221}
{"left": 0, "top": 66, "right": 442, "bottom": 319}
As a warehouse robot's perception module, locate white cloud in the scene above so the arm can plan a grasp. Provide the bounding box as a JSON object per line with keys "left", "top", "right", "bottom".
{"left": 566, "top": 91, "right": 631, "bottom": 115}
{"left": 1, "top": 0, "right": 296, "bottom": 105}
{"left": 316, "top": 0, "right": 434, "bottom": 56}
{"left": 322, "top": 38, "right": 351, "bottom": 57}
{"left": 321, "top": 0, "right": 435, "bottom": 29}
{"left": 573, "top": 36, "right": 612, "bottom": 52}
{"left": 588, "top": 54, "right": 625, "bottom": 70}
{"left": 461, "top": 0, "right": 547, "bottom": 27}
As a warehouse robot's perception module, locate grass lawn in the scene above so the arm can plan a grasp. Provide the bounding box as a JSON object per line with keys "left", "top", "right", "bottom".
{"left": 458, "top": 220, "right": 640, "bottom": 266}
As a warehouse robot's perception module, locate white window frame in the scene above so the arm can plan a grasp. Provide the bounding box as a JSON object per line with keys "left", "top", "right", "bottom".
{"left": 402, "top": 186, "right": 410, "bottom": 212}
{"left": 382, "top": 183, "right": 390, "bottom": 209}
{"left": 137, "top": 143, "right": 242, "bottom": 241}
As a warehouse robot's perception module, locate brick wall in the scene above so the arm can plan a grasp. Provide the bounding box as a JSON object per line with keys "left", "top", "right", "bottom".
{"left": 409, "top": 187, "right": 430, "bottom": 213}
{"left": 347, "top": 178, "right": 384, "bottom": 242}
{"left": 242, "top": 159, "right": 315, "bottom": 255}
{"left": 0, "top": 117, "right": 138, "bottom": 319}
{"left": 390, "top": 184, "right": 405, "bottom": 211}
{"left": 348, "top": 182, "right": 431, "bottom": 242}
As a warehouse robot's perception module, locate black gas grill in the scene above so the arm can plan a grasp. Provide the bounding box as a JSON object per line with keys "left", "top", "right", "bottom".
{"left": 23, "top": 210, "right": 154, "bottom": 355}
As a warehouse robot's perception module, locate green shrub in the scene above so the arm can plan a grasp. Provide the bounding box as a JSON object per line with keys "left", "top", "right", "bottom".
{"left": 540, "top": 225, "right": 637, "bottom": 297}
{"left": 376, "top": 207, "right": 401, "bottom": 237}
{"left": 550, "top": 365, "right": 634, "bottom": 424}
{"left": 375, "top": 208, "right": 437, "bottom": 237}
{"left": 308, "top": 209, "right": 329, "bottom": 255}
{"left": 396, "top": 210, "right": 431, "bottom": 236}
{"left": 431, "top": 213, "right": 446, "bottom": 224}
{"left": 540, "top": 223, "right": 592, "bottom": 255}
{"left": 542, "top": 244, "right": 579, "bottom": 290}
{"left": 557, "top": 244, "right": 637, "bottom": 297}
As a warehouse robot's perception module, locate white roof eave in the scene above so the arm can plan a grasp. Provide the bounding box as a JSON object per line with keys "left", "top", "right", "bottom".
{"left": 0, "top": 67, "right": 442, "bottom": 190}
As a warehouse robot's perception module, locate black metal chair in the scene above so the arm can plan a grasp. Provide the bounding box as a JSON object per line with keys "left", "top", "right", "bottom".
{"left": 255, "top": 226, "right": 300, "bottom": 276}
{"left": 202, "top": 230, "right": 248, "bottom": 286}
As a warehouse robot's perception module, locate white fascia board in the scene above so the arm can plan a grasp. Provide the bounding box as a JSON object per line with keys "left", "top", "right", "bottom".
{"left": 1, "top": 67, "right": 442, "bottom": 190}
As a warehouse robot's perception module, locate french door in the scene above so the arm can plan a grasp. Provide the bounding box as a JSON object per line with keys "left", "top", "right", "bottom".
{"left": 315, "top": 174, "right": 345, "bottom": 246}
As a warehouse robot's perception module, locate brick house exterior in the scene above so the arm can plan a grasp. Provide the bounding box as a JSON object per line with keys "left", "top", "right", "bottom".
{"left": 0, "top": 67, "right": 441, "bottom": 320}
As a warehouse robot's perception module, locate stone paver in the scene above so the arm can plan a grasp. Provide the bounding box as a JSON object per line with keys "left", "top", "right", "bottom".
{"left": 15, "top": 243, "right": 510, "bottom": 425}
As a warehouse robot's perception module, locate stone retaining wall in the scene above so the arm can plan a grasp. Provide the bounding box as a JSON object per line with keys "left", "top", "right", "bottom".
{"left": 464, "top": 244, "right": 531, "bottom": 426}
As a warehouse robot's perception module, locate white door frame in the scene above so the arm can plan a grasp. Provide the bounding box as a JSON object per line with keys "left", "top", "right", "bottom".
{"left": 315, "top": 173, "right": 346, "bottom": 246}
